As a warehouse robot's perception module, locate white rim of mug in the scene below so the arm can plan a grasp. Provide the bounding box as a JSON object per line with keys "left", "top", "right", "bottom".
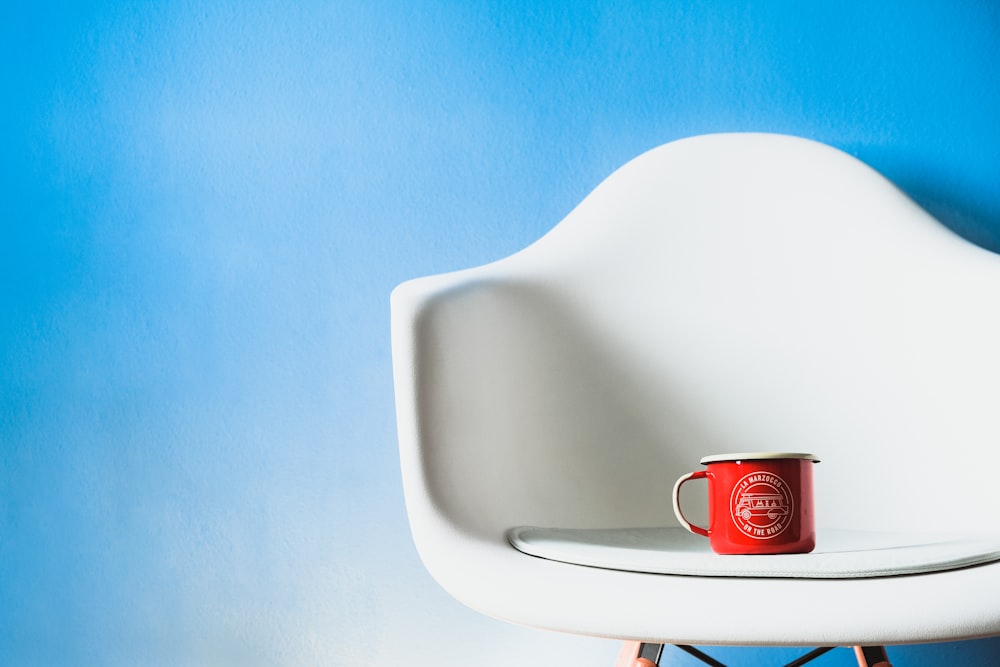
{"left": 699, "top": 452, "right": 820, "bottom": 465}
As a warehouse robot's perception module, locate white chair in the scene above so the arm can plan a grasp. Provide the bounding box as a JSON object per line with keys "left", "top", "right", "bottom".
{"left": 390, "top": 133, "right": 1000, "bottom": 666}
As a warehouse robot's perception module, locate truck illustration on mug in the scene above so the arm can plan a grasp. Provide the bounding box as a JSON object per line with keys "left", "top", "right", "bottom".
{"left": 734, "top": 492, "right": 789, "bottom": 521}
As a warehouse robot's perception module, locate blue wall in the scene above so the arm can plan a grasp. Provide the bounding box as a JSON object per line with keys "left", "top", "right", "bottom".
{"left": 2, "top": 1, "right": 998, "bottom": 665}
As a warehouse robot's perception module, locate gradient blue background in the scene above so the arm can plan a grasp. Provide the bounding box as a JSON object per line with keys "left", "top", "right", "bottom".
{"left": 2, "top": 1, "right": 999, "bottom": 665}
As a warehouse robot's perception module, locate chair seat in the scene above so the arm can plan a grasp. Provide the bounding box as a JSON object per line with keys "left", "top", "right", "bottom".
{"left": 509, "top": 526, "right": 1000, "bottom": 579}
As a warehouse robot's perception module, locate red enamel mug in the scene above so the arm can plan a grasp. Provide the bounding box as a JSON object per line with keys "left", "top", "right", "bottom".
{"left": 672, "top": 452, "right": 819, "bottom": 555}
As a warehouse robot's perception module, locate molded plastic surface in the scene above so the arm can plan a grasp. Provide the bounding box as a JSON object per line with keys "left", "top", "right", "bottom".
{"left": 391, "top": 133, "right": 1000, "bottom": 646}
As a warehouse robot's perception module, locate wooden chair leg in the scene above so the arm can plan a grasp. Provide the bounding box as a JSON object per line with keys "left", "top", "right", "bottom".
{"left": 615, "top": 641, "right": 661, "bottom": 667}
{"left": 854, "top": 646, "right": 892, "bottom": 667}
{"left": 615, "top": 641, "right": 642, "bottom": 667}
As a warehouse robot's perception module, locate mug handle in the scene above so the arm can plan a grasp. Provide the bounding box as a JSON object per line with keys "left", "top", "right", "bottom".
{"left": 672, "top": 470, "right": 709, "bottom": 537}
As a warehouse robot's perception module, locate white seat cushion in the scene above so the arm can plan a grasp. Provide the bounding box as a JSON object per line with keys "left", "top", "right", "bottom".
{"left": 508, "top": 526, "right": 1000, "bottom": 578}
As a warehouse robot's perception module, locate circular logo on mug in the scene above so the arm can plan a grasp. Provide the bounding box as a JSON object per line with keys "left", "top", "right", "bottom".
{"left": 730, "top": 471, "right": 793, "bottom": 539}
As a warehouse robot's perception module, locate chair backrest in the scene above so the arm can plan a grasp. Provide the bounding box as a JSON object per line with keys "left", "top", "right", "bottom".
{"left": 392, "top": 133, "right": 1000, "bottom": 544}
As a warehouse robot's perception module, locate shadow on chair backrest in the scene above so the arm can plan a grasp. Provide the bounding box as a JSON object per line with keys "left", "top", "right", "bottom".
{"left": 414, "top": 279, "right": 702, "bottom": 536}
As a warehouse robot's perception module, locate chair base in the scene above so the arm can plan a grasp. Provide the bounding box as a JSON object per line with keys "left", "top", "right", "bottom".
{"left": 615, "top": 642, "right": 892, "bottom": 667}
